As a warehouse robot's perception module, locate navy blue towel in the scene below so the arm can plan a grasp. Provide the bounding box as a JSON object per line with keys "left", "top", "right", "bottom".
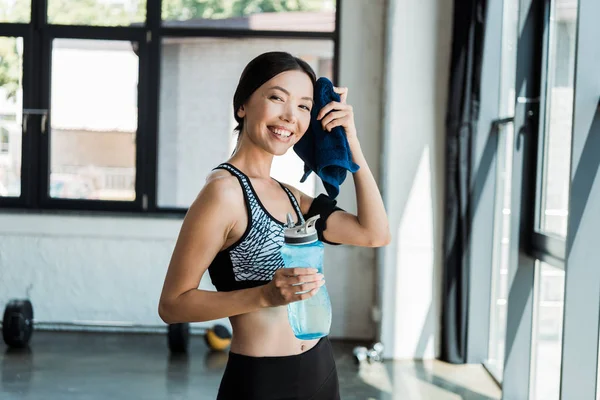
{"left": 293, "top": 77, "right": 360, "bottom": 199}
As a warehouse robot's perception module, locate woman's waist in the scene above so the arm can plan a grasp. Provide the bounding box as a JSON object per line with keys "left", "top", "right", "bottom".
{"left": 228, "top": 308, "right": 320, "bottom": 357}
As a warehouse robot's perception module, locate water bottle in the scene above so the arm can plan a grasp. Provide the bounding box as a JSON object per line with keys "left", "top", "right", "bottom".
{"left": 282, "top": 213, "right": 332, "bottom": 340}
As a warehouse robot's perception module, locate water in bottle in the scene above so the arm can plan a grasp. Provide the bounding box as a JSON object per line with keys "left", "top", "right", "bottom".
{"left": 282, "top": 214, "right": 332, "bottom": 340}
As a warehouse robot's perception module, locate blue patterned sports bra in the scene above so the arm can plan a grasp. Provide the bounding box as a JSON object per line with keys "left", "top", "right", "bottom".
{"left": 207, "top": 163, "right": 303, "bottom": 291}
{"left": 207, "top": 163, "right": 342, "bottom": 292}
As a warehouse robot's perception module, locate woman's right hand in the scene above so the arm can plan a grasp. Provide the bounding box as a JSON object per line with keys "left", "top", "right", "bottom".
{"left": 260, "top": 268, "right": 325, "bottom": 307}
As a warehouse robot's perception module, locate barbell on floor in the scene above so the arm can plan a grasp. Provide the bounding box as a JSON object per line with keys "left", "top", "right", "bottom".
{"left": 2, "top": 299, "right": 232, "bottom": 354}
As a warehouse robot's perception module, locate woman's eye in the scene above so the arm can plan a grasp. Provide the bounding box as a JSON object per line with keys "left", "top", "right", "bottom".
{"left": 299, "top": 105, "right": 311, "bottom": 111}
{"left": 270, "top": 95, "right": 283, "bottom": 101}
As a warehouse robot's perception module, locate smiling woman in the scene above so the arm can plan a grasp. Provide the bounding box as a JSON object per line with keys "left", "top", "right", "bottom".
{"left": 158, "top": 51, "right": 390, "bottom": 400}
{"left": 233, "top": 71, "right": 315, "bottom": 154}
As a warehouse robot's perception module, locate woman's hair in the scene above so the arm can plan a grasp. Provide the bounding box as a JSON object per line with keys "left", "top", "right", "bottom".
{"left": 232, "top": 51, "right": 317, "bottom": 135}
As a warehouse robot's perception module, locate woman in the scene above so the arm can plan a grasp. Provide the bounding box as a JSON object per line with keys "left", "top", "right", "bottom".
{"left": 158, "top": 51, "right": 390, "bottom": 400}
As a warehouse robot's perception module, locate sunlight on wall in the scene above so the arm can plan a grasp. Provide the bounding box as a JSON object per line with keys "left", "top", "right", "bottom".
{"left": 394, "top": 145, "right": 436, "bottom": 359}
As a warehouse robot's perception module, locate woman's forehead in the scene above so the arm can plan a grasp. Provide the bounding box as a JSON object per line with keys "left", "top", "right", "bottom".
{"left": 263, "top": 70, "right": 314, "bottom": 98}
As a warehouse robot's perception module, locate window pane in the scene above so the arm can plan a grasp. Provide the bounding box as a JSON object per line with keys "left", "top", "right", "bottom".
{"left": 0, "top": 0, "right": 31, "bottom": 23}
{"left": 538, "top": 0, "right": 578, "bottom": 237}
{"left": 48, "top": 0, "right": 146, "bottom": 26}
{"left": 161, "top": 0, "right": 336, "bottom": 32}
{"left": 50, "top": 39, "right": 138, "bottom": 201}
{"left": 530, "top": 261, "right": 565, "bottom": 400}
{"left": 487, "top": 0, "right": 519, "bottom": 382}
{"left": 0, "top": 36, "right": 24, "bottom": 198}
{"left": 157, "top": 37, "right": 333, "bottom": 208}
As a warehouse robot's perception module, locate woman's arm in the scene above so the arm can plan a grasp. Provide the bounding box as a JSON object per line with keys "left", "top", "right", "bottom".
{"left": 158, "top": 176, "right": 260, "bottom": 323}
{"left": 159, "top": 176, "right": 324, "bottom": 324}
{"left": 295, "top": 87, "right": 391, "bottom": 248}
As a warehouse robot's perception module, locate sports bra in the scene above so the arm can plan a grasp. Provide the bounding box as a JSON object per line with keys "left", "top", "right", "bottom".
{"left": 207, "top": 163, "right": 342, "bottom": 292}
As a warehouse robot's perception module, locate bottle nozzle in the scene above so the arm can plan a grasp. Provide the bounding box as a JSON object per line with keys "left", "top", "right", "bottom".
{"left": 286, "top": 213, "right": 295, "bottom": 228}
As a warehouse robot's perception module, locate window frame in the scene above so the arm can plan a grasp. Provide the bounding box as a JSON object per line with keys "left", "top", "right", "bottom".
{"left": 0, "top": 0, "right": 341, "bottom": 215}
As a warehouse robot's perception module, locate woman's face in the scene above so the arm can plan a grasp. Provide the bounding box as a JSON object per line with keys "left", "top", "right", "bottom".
{"left": 238, "top": 70, "right": 314, "bottom": 156}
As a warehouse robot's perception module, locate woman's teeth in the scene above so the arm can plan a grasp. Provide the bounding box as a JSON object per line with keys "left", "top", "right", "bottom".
{"left": 269, "top": 127, "right": 292, "bottom": 138}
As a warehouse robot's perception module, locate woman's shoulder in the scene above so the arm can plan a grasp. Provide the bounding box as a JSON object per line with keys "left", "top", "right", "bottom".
{"left": 202, "top": 169, "right": 243, "bottom": 200}
{"left": 187, "top": 169, "right": 245, "bottom": 215}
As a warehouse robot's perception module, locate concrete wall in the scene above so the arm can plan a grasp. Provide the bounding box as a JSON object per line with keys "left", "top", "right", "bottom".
{"left": 378, "top": 0, "right": 453, "bottom": 359}
{"left": 0, "top": 0, "right": 387, "bottom": 340}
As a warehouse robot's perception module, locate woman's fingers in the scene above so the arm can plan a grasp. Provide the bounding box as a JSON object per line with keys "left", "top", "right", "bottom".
{"left": 293, "top": 280, "right": 325, "bottom": 295}
{"left": 333, "top": 86, "right": 348, "bottom": 103}
{"left": 317, "top": 101, "right": 352, "bottom": 120}
{"left": 277, "top": 268, "right": 323, "bottom": 284}
{"left": 279, "top": 267, "right": 317, "bottom": 277}
{"left": 325, "top": 115, "right": 352, "bottom": 132}
{"left": 320, "top": 110, "right": 347, "bottom": 129}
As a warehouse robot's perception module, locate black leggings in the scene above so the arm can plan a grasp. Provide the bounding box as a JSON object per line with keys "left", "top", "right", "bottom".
{"left": 216, "top": 337, "right": 340, "bottom": 400}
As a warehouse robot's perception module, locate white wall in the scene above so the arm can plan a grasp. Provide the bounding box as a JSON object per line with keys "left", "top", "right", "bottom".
{"left": 0, "top": 0, "right": 387, "bottom": 340}
{"left": 378, "top": 0, "right": 453, "bottom": 359}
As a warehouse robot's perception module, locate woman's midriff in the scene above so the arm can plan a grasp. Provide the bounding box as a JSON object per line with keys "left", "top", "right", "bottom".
{"left": 228, "top": 306, "right": 320, "bottom": 357}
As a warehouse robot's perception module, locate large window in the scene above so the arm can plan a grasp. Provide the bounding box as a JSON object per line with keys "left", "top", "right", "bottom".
{"left": 0, "top": 0, "right": 339, "bottom": 213}
{"left": 488, "top": 0, "right": 582, "bottom": 397}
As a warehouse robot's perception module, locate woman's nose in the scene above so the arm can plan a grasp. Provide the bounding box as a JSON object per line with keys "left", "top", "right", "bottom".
{"left": 280, "top": 104, "right": 298, "bottom": 124}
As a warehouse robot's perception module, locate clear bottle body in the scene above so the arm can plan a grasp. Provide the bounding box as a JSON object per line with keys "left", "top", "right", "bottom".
{"left": 281, "top": 240, "right": 332, "bottom": 340}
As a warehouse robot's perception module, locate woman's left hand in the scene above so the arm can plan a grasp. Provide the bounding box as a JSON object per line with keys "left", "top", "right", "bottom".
{"left": 316, "top": 86, "right": 358, "bottom": 141}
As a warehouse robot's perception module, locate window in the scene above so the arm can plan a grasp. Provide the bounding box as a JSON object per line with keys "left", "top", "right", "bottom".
{"left": 538, "top": 0, "right": 578, "bottom": 238}
{"left": 47, "top": 0, "right": 146, "bottom": 26}
{"left": 49, "top": 39, "right": 139, "bottom": 201}
{"left": 0, "top": 0, "right": 31, "bottom": 23}
{"left": 530, "top": 260, "right": 565, "bottom": 400}
{"left": 0, "top": 36, "right": 24, "bottom": 198}
{"left": 0, "top": 0, "right": 340, "bottom": 213}
{"left": 161, "top": 0, "right": 336, "bottom": 32}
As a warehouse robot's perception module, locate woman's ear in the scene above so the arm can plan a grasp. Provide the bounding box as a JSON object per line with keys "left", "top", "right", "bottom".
{"left": 237, "top": 105, "right": 245, "bottom": 119}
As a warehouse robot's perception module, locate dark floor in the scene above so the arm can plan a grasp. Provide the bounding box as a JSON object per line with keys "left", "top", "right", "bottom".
{"left": 1, "top": 331, "right": 500, "bottom": 400}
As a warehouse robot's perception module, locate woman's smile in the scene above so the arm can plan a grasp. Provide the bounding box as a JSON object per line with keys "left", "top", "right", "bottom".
{"left": 267, "top": 125, "right": 294, "bottom": 142}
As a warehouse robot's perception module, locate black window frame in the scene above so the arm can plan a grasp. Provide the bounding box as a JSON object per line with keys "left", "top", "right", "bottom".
{"left": 0, "top": 0, "right": 341, "bottom": 216}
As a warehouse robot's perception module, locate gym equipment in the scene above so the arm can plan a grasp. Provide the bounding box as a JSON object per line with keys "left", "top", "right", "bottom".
{"left": 352, "top": 346, "right": 369, "bottom": 364}
{"left": 353, "top": 342, "right": 384, "bottom": 365}
{"left": 2, "top": 299, "right": 232, "bottom": 354}
{"left": 204, "top": 324, "right": 232, "bottom": 352}
{"left": 167, "top": 323, "right": 232, "bottom": 353}
{"left": 2, "top": 299, "right": 34, "bottom": 349}
{"left": 168, "top": 323, "right": 190, "bottom": 353}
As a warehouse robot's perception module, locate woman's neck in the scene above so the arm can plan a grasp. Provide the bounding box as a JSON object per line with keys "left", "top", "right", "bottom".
{"left": 228, "top": 143, "right": 273, "bottom": 179}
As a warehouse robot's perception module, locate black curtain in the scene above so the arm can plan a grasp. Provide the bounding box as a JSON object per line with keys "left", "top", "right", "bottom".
{"left": 441, "top": 0, "right": 488, "bottom": 364}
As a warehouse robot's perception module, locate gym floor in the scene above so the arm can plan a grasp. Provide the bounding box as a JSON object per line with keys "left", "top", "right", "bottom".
{"left": 1, "top": 331, "right": 501, "bottom": 399}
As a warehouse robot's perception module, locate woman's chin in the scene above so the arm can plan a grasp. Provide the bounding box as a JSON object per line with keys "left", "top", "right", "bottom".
{"left": 270, "top": 145, "right": 292, "bottom": 157}
{"left": 266, "top": 139, "right": 296, "bottom": 156}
